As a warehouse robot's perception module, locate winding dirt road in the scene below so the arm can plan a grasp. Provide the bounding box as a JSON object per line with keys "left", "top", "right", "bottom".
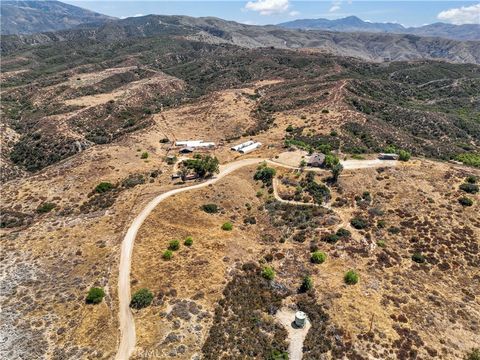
{"left": 115, "top": 156, "right": 398, "bottom": 359}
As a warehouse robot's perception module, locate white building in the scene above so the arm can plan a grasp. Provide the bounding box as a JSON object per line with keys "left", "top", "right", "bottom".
{"left": 239, "top": 142, "right": 262, "bottom": 154}
{"left": 231, "top": 140, "right": 254, "bottom": 151}
{"left": 175, "top": 140, "right": 215, "bottom": 148}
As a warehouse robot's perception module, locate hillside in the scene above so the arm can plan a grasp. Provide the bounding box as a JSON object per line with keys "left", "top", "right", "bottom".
{"left": 279, "top": 16, "right": 480, "bottom": 41}
{"left": 0, "top": 0, "right": 115, "bottom": 35}
{"left": 2, "top": 15, "right": 480, "bottom": 65}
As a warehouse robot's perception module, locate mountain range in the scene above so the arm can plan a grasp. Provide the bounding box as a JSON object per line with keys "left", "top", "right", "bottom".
{"left": 279, "top": 15, "right": 480, "bottom": 41}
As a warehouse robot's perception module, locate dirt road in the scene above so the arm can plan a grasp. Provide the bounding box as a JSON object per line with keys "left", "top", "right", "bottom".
{"left": 115, "top": 156, "right": 398, "bottom": 359}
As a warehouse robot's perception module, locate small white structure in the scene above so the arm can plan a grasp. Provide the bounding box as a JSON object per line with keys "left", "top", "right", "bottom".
{"left": 231, "top": 140, "right": 255, "bottom": 151}
{"left": 175, "top": 140, "right": 215, "bottom": 149}
{"left": 295, "top": 311, "right": 307, "bottom": 328}
{"left": 378, "top": 153, "right": 399, "bottom": 160}
{"left": 239, "top": 142, "right": 262, "bottom": 154}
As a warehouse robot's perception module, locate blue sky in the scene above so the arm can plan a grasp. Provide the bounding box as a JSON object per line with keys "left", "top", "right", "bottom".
{"left": 64, "top": 1, "right": 480, "bottom": 27}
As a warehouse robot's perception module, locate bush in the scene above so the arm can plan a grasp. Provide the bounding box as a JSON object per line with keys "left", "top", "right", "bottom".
{"left": 202, "top": 203, "right": 218, "bottom": 213}
{"left": 168, "top": 240, "right": 180, "bottom": 251}
{"left": 460, "top": 183, "right": 479, "bottom": 194}
{"left": 350, "top": 217, "right": 368, "bottom": 229}
{"left": 459, "top": 197, "right": 473, "bottom": 207}
{"left": 388, "top": 226, "right": 401, "bottom": 234}
{"left": 221, "top": 222, "right": 233, "bottom": 231}
{"left": 324, "top": 154, "right": 339, "bottom": 169}
{"left": 183, "top": 155, "right": 219, "bottom": 178}
{"left": 130, "top": 288, "right": 153, "bottom": 309}
{"left": 262, "top": 266, "right": 275, "bottom": 280}
{"left": 398, "top": 150, "right": 411, "bottom": 161}
{"left": 163, "top": 250, "right": 173, "bottom": 260}
{"left": 36, "top": 202, "right": 55, "bottom": 214}
{"left": 141, "top": 152, "right": 149, "bottom": 159}
{"left": 86, "top": 287, "right": 105, "bottom": 304}
{"left": 311, "top": 251, "right": 327, "bottom": 264}
{"left": 184, "top": 236, "right": 193, "bottom": 246}
{"left": 321, "top": 109, "right": 329, "bottom": 114}
{"left": 344, "top": 270, "right": 359, "bottom": 285}
{"left": 254, "top": 165, "right": 276, "bottom": 185}
{"left": 377, "top": 240, "right": 386, "bottom": 248}
{"left": 322, "top": 233, "right": 340, "bottom": 243}
{"left": 160, "top": 138, "right": 169, "bottom": 143}
{"left": 466, "top": 175, "right": 478, "bottom": 184}
{"left": 269, "top": 349, "right": 289, "bottom": 360}
{"left": 411, "top": 252, "right": 425, "bottom": 263}
{"left": 299, "top": 275, "right": 313, "bottom": 292}
{"left": 466, "top": 348, "right": 480, "bottom": 360}
{"left": 286, "top": 125, "right": 294, "bottom": 132}
{"left": 95, "top": 182, "right": 114, "bottom": 193}
{"left": 336, "top": 228, "right": 351, "bottom": 238}
{"left": 455, "top": 153, "right": 480, "bottom": 168}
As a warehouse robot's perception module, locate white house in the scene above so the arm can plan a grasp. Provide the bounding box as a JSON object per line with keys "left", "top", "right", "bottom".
{"left": 175, "top": 140, "right": 215, "bottom": 148}
{"left": 231, "top": 140, "right": 254, "bottom": 151}
{"left": 239, "top": 142, "right": 262, "bottom": 154}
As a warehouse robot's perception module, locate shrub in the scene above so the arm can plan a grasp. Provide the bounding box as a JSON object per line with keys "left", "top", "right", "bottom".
{"left": 455, "top": 153, "right": 480, "bottom": 168}
{"left": 141, "top": 152, "right": 149, "bottom": 159}
{"left": 466, "top": 175, "right": 478, "bottom": 184}
{"left": 163, "top": 250, "right": 173, "bottom": 260}
{"left": 377, "top": 240, "right": 386, "bottom": 248}
{"left": 460, "top": 183, "right": 479, "bottom": 194}
{"left": 168, "top": 240, "right": 180, "bottom": 251}
{"left": 36, "top": 202, "right": 55, "bottom": 214}
{"left": 184, "top": 236, "right": 193, "bottom": 246}
{"left": 344, "top": 270, "right": 359, "bottom": 285}
{"left": 330, "top": 130, "right": 338, "bottom": 137}
{"left": 466, "top": 348, "right": 480, "bottom": 360}
{"left": 286, "top": 125, "right": 294, "bottom": 132}
{"left": 160, "top": 138, "right": 169, "bottom": 143}
{"left": 388, "top": 226, "right": 401, "bottom": 234}
{"left": 324, "top": 154, "right": 339, "bottom": 169}
{"left": 311, "top": 251, "right": 327, "bottom": 264}
{"left": 95, "top": 182, "right": 114, "bottom": 193}
{"left": 183, "top": 155, "right": 219, "bottom": 178}
{"left": 459, "top": 197, "right": 473, "bottom": 207}
{"left": 322, "top": 233, "right": 340, "bottom": 243}
{"left": 130, "top": 288, "right": 153, "bottom": 309}
{"left": 269, "top": 349, "right": 289, "bottom": 360}
{"left": 262, "top": 266, "right": 275, "bottom": 280}
{"left": 336, "top": 228, "right": 351, "bottom": 238}
{"left": 350, "top": 217, "right": 368, "bottom": 229}
{"left": 411, "top": 252, "right": 425, "bottom": 263}
{"left": 86, "top": 287, "right": 105, "bottom": 304}
{"left": 398, "top": 150, "right": 411, "bottom": 161}
{"left": 299, "top": 275, "right": 313, "bottom": 292}
{"left": 254, "top": 165, "right": 276, "bottom": 185}
{"left": 321, "top": 109, "right": 329, "bottom": 114}
{"left": 377, "top": 220, "right": 386, "bottom": 228}
{"left": 222, "top": 222, "right": 233, "bottom": 231}
{"left": 202, "top": 203, "right": 218, "bottom": 213}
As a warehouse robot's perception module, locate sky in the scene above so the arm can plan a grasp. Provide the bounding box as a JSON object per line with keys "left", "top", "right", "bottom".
{"left": 63, "top": 1, "right": 480, "bottom": 27}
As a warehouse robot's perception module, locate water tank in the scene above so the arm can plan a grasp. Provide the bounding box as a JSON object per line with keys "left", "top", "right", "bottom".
{"left": 295, "top": 311, "right": 307, "bottom": 328}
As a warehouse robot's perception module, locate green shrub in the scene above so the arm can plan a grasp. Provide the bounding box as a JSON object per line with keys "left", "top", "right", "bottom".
{"left": 377, "top": 220, "right": 386, "bottom": 228}
{"left": 86, "top": 287, "right": 105, "bottom": 304}
{"left": 36, "top": 202, "right": 55, "bottom": 214}
{"left": 324, "top": 154, "right": 339, "bottom": 169}
{"left": 330, "top": 130, "right": 338, "bottom": 137}
{"left": 299, "top": 275, "right": 313, "bottom": 292}
{"left": 286, "top": 125, "right": 294, "bottom": 132}
{"left": 388, "top": 226, "right": 401, "bottom": 234}
{"left": 311, "top": 251, "right": 327, "bottom": 264}
{"left": 222, "top": 222, "right": 233, "bottom": 231}
{"left": 455, "top": 153, "right": 480, "bottom": 168}
{"left": 184, "top": 236, "right": 193, "bottom": 246}
{"left": 465, "top": 348, "right": 480, "bottom": 360}
{"left": 130, "top": 288, "right": 153, "bottom": 309}
{"left": 466, "top": 175, "right": 478, "bottom": 184}
{"left": 344, "top": 270, "right": 359, "bottom": 285}
{"left": 458, "top": 197, "right": 473, "bottom": 207}
{"left": 160, "top": 138, "right": 169, "bottom": 143}
{"left": 350, "top": 217, "right": 368, "bottom": 229}
{"left": 168, "top": 240, "right": 180, "bottom": 251}
{"left": 269, "top": 349, "right": 289, "bottom": 360}
{"left": 377, "top": 240, "right": 386, "bottom": 248}
{"left": 253, "top": 165, "right": 276, "bottom": 185}
{"left": 202, "top": 203, "right": 218, "bottom": 213}
{"left": 183, "top": 155, "right": 219, "bottom": 178}
{"left": 95, "top": 182, "right": 114, "bottom": 193}
{"left": 321, "top": 109, "right": 329, "bottom": 114}
{"left": 460, "top": 183, "right": 479, "bottom": 194}
{"left": 398, "top": 150, "right": 411, "bottom": 161}
{"left": 411, "top": 252, "right": 426, "bottom": 263}
{"left": 262, "top": 266, "right": 275, "bottom": 280}
{"left": 141, "top": 152, "right": 149, "bottom": 159}
{"left": 162, "top": 250, "right": 173, "bottom": 260}
{"left": 336, "top": 228, "right": 351, "bottom": 238}
{"left": 323, "top": 233, "right": 340, "bottom": 243}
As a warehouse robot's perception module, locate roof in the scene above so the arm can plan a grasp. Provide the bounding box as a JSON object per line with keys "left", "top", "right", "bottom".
{"left": 308, "top": 153, "right": 325, "bottom": 165}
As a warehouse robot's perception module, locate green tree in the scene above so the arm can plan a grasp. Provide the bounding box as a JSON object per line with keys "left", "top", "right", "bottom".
{"left": 299, "top": 275, "right": 313, "bottom": 292}
{"left": 130, "top": 288, "right": 154, "bottom": 309}
{"left": 398, "top": 150, "right": 411, "bottom": 161}
{"left": 253, "top": 164, "right": 276, "bottom": 185}
{"left": 331, "top": 163, "right": 343, "bottom": 183}
{"left": 324, "top": 154, "right": 339, "bottom": 169}
{"left": 95, "top": 182, "right": 114, "bottom": 193}
{"left": 183, "top": 155, "right": 219, "bottom": 178}
{"left": 86, "top": 287, "right": 105, "bottom": 304}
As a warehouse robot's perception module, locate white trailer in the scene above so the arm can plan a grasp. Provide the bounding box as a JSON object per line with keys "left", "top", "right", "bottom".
{"left": 194, "top": 142, "right": 215, "bottom": 148}
{"left": 175, "top": 140, "right": 203, "bottom": 147}
{"left": 231, "top": 140, "right": 254, "bottom": 151}
{"left": 239, "top": 142, "right": 262, "bottom": 154}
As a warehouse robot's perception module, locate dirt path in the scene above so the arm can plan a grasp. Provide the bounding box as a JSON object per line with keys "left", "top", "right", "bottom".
{"left": 275, "top": 307, "right": 311, "bottom": 360}
{"left": 115, "top": 156, "right": 399, "bottom": 359}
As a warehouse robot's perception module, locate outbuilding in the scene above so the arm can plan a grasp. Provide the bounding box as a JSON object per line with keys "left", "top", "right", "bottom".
{"left": 239, "top": 142, "right": 262, "bottom": 154}
{"left": 231, "top": 140, "right": 254, "bottom": 151}
{"left": 307, "top": 153, "right": 325, "bottom": 167}
{"left": 378, "top": 153, "right": 399, "bottom": 160}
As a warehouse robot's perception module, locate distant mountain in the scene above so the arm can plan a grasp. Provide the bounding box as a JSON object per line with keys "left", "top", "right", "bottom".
{"left": 0, "top": 0, "right": 115, "bottom": 35}
{"left": 2, "top": 15, "right": 479, "bottom": 65}
{"left": 279, "top": 16, "right": 480, "bottom": 41}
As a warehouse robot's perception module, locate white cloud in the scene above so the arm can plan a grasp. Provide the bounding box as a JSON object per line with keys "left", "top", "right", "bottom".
{"left": 289, "top": 10, "right": 300, "bottom": 17}
{"left": 329, "top": 0, "right": 342, "bottom": 13}
{"left": 244, "top": 0, "right": 290, "bottom": 15}
{"left": 437, "top": 3, "right": 480, "bottom": 25}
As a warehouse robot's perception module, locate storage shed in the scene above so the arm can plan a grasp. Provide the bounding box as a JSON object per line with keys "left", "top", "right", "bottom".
{"left": 307, "top": 153, "right": 325, "bottom": 167}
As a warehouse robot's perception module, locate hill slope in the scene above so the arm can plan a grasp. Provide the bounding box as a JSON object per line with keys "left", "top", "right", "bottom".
{"left": 279, "top": 16, "right": 480, "bottom": 41}
{"left": 0, "top": 0, "right": 115, "bottom": 35}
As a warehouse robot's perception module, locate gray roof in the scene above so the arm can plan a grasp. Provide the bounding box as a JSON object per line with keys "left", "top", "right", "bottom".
{"left": 308, "top": 153, "right": 325, "bottom": 165}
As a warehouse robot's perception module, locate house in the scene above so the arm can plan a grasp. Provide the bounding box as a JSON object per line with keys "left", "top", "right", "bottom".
{"left": 231, "top": 140, "right": 254, "bottom": 151}
{"left": 378, "top": 153, "right": 399, "bottom": 160}
{"left": 175, "top": 140, "right": 215, "bottom": 149}
{"left": 307, "top": 153, "right": 325, "bottom": 167}
{"left": 239, "top": 142, "right": 262, "bottom": 154}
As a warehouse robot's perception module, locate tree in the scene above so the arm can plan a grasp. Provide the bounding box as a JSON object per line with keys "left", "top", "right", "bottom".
{"left": 253, "top": 164, "right": 276, "bottom": 185}
{"left": 130, "top": 288, "right": 154, "bottom": 309}
{"left": 299, "top": 275, "right": 313, "bottom": 293}
{"left": 324, "top": 154, "right": 339, "bottom": 169}
{"left": 183, "top": 155, "right": 219, "bottom": 178}
{"left": 95, "top": 182, "right": 114, "bottom": 193}
{"left": 398, "top": 150, "right": 411, "bottom": 161}
{"left": 331, "top": 163, "right": 343, "bottom": 183}
{"left": 179, "top": 167, "right": 189, "bottom": 182}
{"left": 86, "top": 287, "right": 105, "bottom": 304}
